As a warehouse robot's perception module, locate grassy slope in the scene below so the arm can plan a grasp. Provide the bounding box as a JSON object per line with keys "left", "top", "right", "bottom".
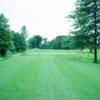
{"left": 0, "top": 50, "right": 100, "bottom": 100}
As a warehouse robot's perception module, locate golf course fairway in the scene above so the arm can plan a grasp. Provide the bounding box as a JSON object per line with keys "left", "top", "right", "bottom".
{"left": 0, "top": 50, "right": 100, "bottom": 100}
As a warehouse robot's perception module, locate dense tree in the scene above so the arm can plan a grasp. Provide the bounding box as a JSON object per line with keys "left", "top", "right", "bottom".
{"left": 70, "top": 31, "right": 89, "bottom": 50}
{"left": 13, "top": 32, "right": 27, "bottom": 52}
{"left": 34, "top": 35, "right": 42, "bottom": 48}
{"left": 52, "top": 36, "right": 68, "bottom": 49}
{"left": 28, "top": 35, "right": 42, "bottom": 48}
{"left": 40, "top": 35, "right": 74, "bottom": 50}
{"left": 28, "top": 37, "right": 36, "bottom": 48}
{"left": 70, "top": 0, "right": 100, "bottom": 63}
{"left": 0, "top": 14, "right": 13, "bottom": 56}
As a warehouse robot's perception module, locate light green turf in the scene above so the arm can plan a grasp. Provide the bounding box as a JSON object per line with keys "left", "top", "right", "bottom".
{"left": 0, "top": 50, "right": 100, "bottom": 100}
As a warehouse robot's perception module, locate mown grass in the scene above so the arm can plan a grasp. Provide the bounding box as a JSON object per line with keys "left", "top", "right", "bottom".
{"left": 0, "top": 49, "right": 100, "bottom": 100}
{"left": 72, "top": 51, "right": 100, "bottom": 63}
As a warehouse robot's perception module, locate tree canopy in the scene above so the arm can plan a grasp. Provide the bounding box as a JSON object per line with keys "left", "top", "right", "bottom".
{"left": 0, "top": 14, "right": 13, "bottom": 56}
{"left": 70, "top": 0, "right": 100, "bottom": 63}
{"left": 28, "top": 35, "right": 42, "bottom": 48}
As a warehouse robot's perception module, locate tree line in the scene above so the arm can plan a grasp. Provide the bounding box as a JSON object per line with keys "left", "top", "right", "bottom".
{"left": 0, "top": 14, "right": 27, "bottom": 56}
{"left": 0, "top": 0, "right": 100, "bottom": 63}
{"left": 0, "top": 13, "right": 75, "bottom": 57}
{"left": 28, "top": 35, "right": 75, "bottom": 50}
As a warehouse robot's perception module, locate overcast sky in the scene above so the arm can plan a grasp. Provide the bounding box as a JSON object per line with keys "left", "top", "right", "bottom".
{"left": 0, "top": 0, "right": 75, "bottom": 40}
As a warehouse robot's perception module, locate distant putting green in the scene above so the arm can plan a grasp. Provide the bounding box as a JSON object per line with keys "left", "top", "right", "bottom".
{"left": 0, "top": 50, "right": 100, "bottom": 100}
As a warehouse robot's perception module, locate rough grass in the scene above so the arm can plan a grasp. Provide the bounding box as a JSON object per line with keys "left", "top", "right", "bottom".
{"left": 0, "top": 49, "right": 100, "bottom": 100}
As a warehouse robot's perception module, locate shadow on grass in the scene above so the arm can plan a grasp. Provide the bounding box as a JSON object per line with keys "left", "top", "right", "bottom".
{"left": 0, "top": 54, "right": 14, "bottom": 62}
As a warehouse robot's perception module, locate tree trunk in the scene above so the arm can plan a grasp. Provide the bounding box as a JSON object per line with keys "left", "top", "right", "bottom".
{"left": 94, "top": 0, "right": 97, "bottom": 63}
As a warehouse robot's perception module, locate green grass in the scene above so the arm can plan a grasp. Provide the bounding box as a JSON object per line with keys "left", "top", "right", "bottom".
{"left": 0, "top": 50, "right": 100, "bottom": 100}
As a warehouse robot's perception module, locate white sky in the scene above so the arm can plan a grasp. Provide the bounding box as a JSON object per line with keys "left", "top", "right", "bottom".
{"left": 0, "top": 0, "right": 75, "bottom": 40}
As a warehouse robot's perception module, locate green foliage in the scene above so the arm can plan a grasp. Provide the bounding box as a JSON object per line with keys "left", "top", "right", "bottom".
{"left": 0, "top": 14, "right": 13, "bottom": 56}
{"left": 40, "top": 35, "right": 75, "bottom": 49}
{"left": 40, "top": 38, "right": 48, "bottom": 49}
{"left": 13, "top": 32, "right": 27, "bottom": 52}
{"left": 28, "top": 35, "right": 42, "bottom": 48}
{"left": 20, "top": 25, "right": 28, "bottom": 39}
{"left": 0, "top": 13, "right": 27, "bottom": 55}
{"left": 69, "top": 0, "right": 100, "bottom": 62}
{"left": 70, "top": 0, "right": 100, "bottom": 48}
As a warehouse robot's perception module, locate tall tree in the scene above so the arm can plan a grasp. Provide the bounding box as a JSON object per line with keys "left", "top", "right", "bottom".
{"left": 20, "top": 25, "right": 28, "bottom": 39}
{"left": 0, "top": 14, "right": 13, "bottom": 56}
{"left": 70, "top": 0, "right": 100, "bottom": 63}
{"left": 13, "top": 32, "right": 27, "bottom": 52}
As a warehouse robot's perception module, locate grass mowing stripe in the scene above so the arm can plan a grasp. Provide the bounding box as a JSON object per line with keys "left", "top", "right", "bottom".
{"left": 0, "top": 54, "right": 40, "bottom": 100}
{"left": 47, "top": 55, "right": 90, "bottom": 100}
{"left": 54, "top": 55, "right": 100, "bottom": 99}
{"left": 0, "top": 55, "right": 29, "bottom": 86}
{"left": 0, "top": 50, "right": 100, "bottom": 100}
{"left": 37, "top": 55, "right": 82, "bottom": 100}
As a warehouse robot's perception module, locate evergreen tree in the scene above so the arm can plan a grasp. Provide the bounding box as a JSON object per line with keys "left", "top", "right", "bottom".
{"left": 13, "top": 32, "right": 27, "bottom": 52}
{"left": 20, "top": 25, "right": 28, "bottom": 39}
{"left": 0, "top": 14, "right": 13, "bottom": 56}
{"left": 70, "top": 0, "right": 100, "bottom": 63}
